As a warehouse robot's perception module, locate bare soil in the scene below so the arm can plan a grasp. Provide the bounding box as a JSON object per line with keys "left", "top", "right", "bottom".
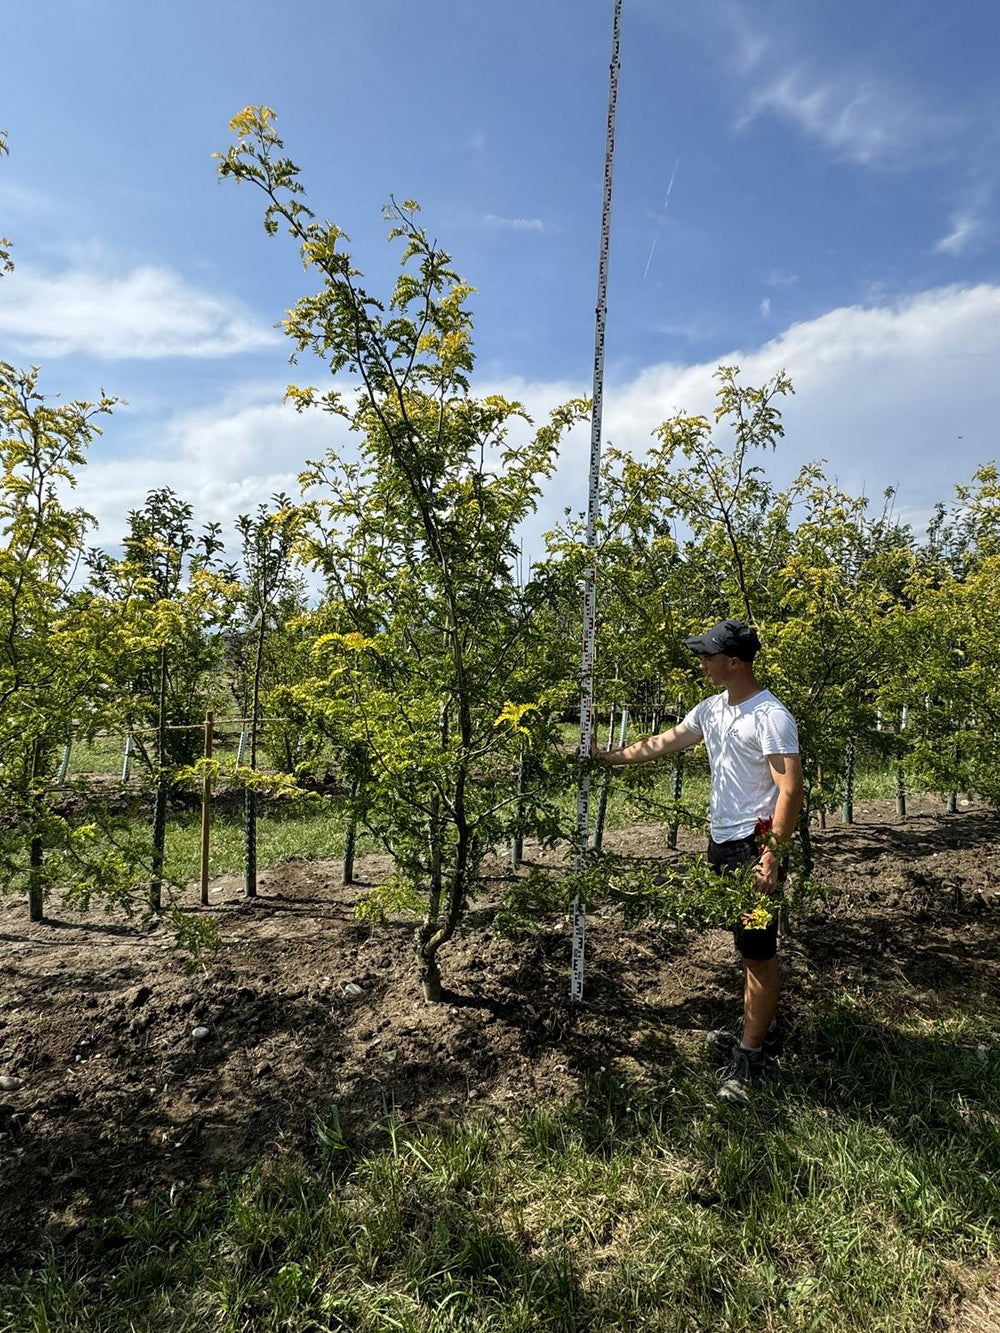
{"left": 1, "top": 796, "right": 998, "bottom": 1277}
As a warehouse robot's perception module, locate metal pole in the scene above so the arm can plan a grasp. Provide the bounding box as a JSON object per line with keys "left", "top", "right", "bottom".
{"left": 511, "top": 749, "right": 526, "bottom": 870}
{"left": 571, "top": 0, "right": 623, "bottom": 1004}
{"left": 28, "top": 739, "right": 44, "bottom": 923}
{"left": 667, "top": 696, "right": 684, "bottom": 850}
{"left": 842, "top": 738, "right": 855, "bottom": 826}
{"left": 592, "top": 706, "right": 627, "bottom": 853}
{"left": 342, "top": 777, "right": 359, "bottom": 886}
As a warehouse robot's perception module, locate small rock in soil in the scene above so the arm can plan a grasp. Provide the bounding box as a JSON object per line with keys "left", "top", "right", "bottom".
{"left": 0, "top": 1076, "right": 23, "bottom": 1092}
{"left": 343, "top": 982, "right": 363, "bottom": 997}
{"left": 191, "top": 1026, "right": 211, "bottom": 1043}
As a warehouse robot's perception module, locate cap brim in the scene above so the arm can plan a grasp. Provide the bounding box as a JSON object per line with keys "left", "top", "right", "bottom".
{"left": 684, "top": 636, "right": 713, "bottom": 654}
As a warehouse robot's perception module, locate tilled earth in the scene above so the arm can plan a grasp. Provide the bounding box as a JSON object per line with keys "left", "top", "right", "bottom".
{"left": 1, "top": 796, "right": 998, "bottom": 1278}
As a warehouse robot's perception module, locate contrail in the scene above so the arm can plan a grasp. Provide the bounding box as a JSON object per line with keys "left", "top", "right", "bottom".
{"left": 642, "top": 156, "right": 680, "bottom": 281}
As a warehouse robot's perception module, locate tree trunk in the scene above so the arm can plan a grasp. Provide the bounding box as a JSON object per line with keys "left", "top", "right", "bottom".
{"left": 668, "top": 755, "right": 684, "bottom": 850}
{"left": 27, "top": 740, "right": 45, "bottom": 922}
{"left": 200, "top": 712, "right": 213, "bottom": 906}
{"left": 419, "top": 948, "right": 443, "bottom": 1003}
{"left": 592, "top": 773, "right": 610, "bottom": 853}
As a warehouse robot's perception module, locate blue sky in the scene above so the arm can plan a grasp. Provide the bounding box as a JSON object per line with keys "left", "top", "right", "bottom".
{"left": 3, "top": 0, "right": 999, "bottom": 555}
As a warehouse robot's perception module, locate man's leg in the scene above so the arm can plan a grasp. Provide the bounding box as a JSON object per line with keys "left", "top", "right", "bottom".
{"left": 741, "top": 955, "right": 779, "bottom": 1049}
{"left": 716, "top": 944, "right": 779, "bottom": 1106}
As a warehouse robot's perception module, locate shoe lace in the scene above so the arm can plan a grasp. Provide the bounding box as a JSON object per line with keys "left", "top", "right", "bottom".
{"left": 719, "top": 1048, "right": 752, "bottom": 1083}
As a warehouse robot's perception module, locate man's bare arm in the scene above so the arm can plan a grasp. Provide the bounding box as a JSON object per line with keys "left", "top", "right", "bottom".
{"left": 766, "top": 753, "right": 804, "bottom": 842}
{"left": 756, "top": 752, "right": 804, "bottom": 891}
{"left": 594, "top": 723, "right": 701, "bottom": 767}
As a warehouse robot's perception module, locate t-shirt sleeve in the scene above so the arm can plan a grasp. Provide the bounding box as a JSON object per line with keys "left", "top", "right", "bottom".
{"left": 681, "top": 701, "right": 704, "bottom": 738}
{"left": 757, "top": 705, "right": 799, "bottom": 755}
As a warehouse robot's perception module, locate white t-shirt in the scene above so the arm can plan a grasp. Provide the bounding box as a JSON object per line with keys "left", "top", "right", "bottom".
{"left": 682, "top": 688, "right": 799, "bottom": 843}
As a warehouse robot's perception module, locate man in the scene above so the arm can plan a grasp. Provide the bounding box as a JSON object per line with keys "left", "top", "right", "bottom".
{"left": 594, "top": 618, "right": 803, "bottom": 1105}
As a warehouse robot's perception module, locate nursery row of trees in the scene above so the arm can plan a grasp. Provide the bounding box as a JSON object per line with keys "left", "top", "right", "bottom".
{"left": 2, "top": 110, "right": 998, "bottom": 996}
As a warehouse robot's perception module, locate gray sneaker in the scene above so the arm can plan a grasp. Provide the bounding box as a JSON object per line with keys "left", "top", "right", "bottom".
{"left": 705, "top": 1019, "right": 782, "bottom": 1057}
{"left": 716, "top": 1046, "right": 767, "bottom": 1105}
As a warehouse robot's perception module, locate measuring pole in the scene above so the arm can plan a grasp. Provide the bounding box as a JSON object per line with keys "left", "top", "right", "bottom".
{"left": 571, "top": 0, "right": 623, "bottom": 1004}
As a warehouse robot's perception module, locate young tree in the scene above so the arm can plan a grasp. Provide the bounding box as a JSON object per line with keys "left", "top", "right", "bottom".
{"left": 218, "top": 107, "right": 585, "bottom": 998}
{"left": 0, "top": 363, "right": 117, "bottom": 919}
{"left": 87, "top": 489, "right": 236, "bottom": 909}
{"left": 886, "top": 467, "right": 1000, "bottom": 806}
{"left": 228, "top": 495, "right": 304, "bottom": 895}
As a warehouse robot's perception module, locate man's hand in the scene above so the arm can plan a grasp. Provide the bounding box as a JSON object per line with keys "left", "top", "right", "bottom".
{"left": 591, "top": 740, "right": 621, "bottom": 765}
{"left": 754, "top": 850, "right": 780, "bottom": 894}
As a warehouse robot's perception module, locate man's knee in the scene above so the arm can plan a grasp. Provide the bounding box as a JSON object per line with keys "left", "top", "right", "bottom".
{"left": 744, "top": 955, "right": 780, "bottom": 980}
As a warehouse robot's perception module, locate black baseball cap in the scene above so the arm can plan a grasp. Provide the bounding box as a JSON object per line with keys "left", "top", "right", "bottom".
{"left": 684, "top": 619, "right": 760, "bottom": 661}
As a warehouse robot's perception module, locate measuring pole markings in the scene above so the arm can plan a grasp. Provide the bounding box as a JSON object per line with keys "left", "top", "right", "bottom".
{"left": 572, "top": 0, "right": 623, "bottom": 1003}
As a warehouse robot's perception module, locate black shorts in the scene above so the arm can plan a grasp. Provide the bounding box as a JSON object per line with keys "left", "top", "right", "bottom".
{"left": 707, "top": 833, "right": 780, "bottom": 962}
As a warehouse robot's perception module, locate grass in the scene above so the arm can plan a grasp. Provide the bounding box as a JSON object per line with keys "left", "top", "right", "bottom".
{"left": 64, "top": 725, "right": 945, "bottom": 885}
{"left": 3, "top": 983, "right": 998, "bottom": 1332}
{"left": 163, "top": 805, "right": 375, "bottom": 883}
{"left": 64, "top": 735, "right": 131, "bottom": 778}
{"left": 41, "top": 749, "right": 953, "bottom": 911}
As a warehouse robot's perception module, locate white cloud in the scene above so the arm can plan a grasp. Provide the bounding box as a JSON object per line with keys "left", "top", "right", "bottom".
{"left": 695, "top": 2, "right": 960, "bottom": 168}
{"left": 934, "top": 210, "right": 984, "bottom": 257}
{"left": 741, "top": 67, "right": 948, "bottom": 166}
{"left": 0, "top": 263, "right": 279, "bottom": 359}
{"left": 760, "top": 297, "right": 771, "bottom": 318}
{"left": 487, "top": 284, "right": 1000, "bottom": 557}
{"left": 481, "top": 214, "right": 548, "bottom": 234}
{"left": 75, "top": 388, "right": 352, "bottom": 546}
{"left": 75, "top": 285, "right": 1000, "bottom": 564}
{"left": 764, "top": 267, "right": 799, "bottom": 289}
